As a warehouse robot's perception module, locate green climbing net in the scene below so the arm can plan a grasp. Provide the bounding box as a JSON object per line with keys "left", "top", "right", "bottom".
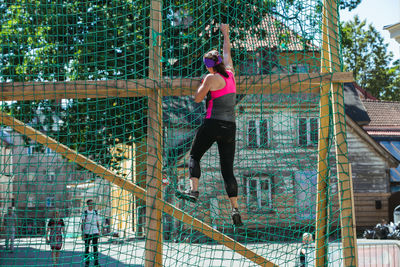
{"left": 0, "top": 0, "right": 356, "bottom": 266}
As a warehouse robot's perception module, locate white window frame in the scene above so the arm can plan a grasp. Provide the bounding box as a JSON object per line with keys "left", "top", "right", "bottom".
{"left": 290, "top": 64, "right": 310, "bottom": 73}
{"left": 256, "top": 47, "right": 279, "bottom": 74}
{"left": 247, "top": 119, "right": 271, "bottom": 148}
{"left": 46, "top": 196, "right": 55, "bottom": 207}
{"left": 245, "top": 176, "right": 272, "bottom": 210}
{"left": 27, "top": 196, "right": 35, "bottom": 207}
{"left": 27, "top": 146, "right": 34, "bottom": 155}
{"left": 240, "top": 59, "right": 259, "bottom": 75}
{"left": 0, "top": 147, "right": 12, "bottom": 175}
{"left": 136, "top": 205, "right": 146, "bottom": 236}
{"left": 298, "top": 117, "right": 319, "bottom": 147}
{"left": 27, "top": 173, "right": 36, "bottom": 182}
{"left": 47, "top": 171, "right": 56, "bottom": 182}
{"left": 294, "top": 171, "right": 317, "bottom": 220}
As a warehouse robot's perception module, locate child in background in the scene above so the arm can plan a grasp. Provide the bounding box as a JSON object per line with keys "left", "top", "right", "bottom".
{"left": 297, "top": 232, "right": 314, "bottom": 267}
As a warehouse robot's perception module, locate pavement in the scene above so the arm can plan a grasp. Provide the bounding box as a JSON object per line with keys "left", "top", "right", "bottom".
{"left": 0, "top": 238, "right": 399, "bottom": 266}
{"left": 0, "top": 237, "right": 143, "bottom": 267}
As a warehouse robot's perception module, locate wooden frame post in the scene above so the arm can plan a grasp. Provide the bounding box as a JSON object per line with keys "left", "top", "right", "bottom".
{"left": 328, "top": 0, "right": 358, "bottom": 266}
{"left": 146, "top": 0, "right": 163, "bottom": 266}
{"left": 349, "top": 164, "right": 358, "bottom": 265}
{"left": 316, "top": 1, "right": 358, "bottom": 266}
{"left": 315, "top": 1, "right": 331, "bottom": 265}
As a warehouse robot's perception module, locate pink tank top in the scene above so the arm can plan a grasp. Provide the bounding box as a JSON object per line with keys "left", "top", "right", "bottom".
{"left": 205, "top": 70, "right": 236, "bottom": 122}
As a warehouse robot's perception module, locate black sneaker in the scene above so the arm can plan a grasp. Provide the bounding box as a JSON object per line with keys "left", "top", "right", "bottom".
{"left": 231, "top": 208, "right": 244, "bottom": 227}
{"left": 175, "top": 189, "right": 199, "bottom": 202}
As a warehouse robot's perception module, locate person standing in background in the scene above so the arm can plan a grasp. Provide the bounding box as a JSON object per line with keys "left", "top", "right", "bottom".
{"left": 297, "top": 232, "right": 314, "bottom": 267}
{"left": 46, "top": 209, "right": 65, "bottom": 266}
{"left": 81, "top": 199, "right": 100, "bottom": 267}
{"left": 2, "top": 207, "right": 17, "bottom": 253}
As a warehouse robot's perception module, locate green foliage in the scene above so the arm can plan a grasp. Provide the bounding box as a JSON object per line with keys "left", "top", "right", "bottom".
{"left": 339, "top": 0, "right": 362, "bottom": 11}
{"left": 162, "top": 1, "right": 273, "bottom": 77}
{"left": 59, "top": 98, "right": 147, "bottom": 165}
{"left": 0, "top": 0, "right": 368, "bottom": 167}
{"left": 0, "top": 0, "right": 150, "bottom": 82}
{"left": 0, "top": 0, "right": 275, "bottom": 167}
{"left": 383, "top": 60, "right": 400, "bottom": 101}
{"left": 0, "top": 0, "right": 149, "bottom": 167}
{"left": 341, "top": 16, "right": 400, "bottom": 100}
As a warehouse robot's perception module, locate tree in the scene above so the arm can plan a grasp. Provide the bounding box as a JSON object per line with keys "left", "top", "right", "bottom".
{"left": 339, "top": 0, "right": 362, "bottom": 11}
{"left": 0, "top": 0, "right": 273, "bottom": 167}
{"left": 0, "top": 0, "right": 149, "bottom": 167}
{"left": 162, "top": 1, "right": 275, "bottom": 77}
{"left": 0, "top": 0, "right": 369, "bottom": 168}
{"left": 341, "top": 16, "right": 400, "bottom": 100}
{"left": 382, "top": 60, "right": 400, "bottom": 101}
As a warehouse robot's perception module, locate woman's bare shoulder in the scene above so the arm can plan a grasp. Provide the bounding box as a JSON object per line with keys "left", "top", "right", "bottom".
{"left": 209, "top": 73, "right": 226, "bottom": 91}
{"left": 226, "top": 66, "right": 235, "bottom": 75}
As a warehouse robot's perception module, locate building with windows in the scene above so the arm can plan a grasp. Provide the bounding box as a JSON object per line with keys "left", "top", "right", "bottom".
{"left": 0, "top": 130, "right": 14, "bottom": 215}
{"left": 0, "top": 127, "right": 95, "bottom": 236}
{"left": 163, "top": 14, "right": 399, "bottom": 236}
{"left": 384, "top": 22, "right": 400, "bottom": 44}
{"left": 360, "top": 99, "right": 400, "bottom": 223}
{"left": 168, "top": 83, "right": 398, "bottom": 235}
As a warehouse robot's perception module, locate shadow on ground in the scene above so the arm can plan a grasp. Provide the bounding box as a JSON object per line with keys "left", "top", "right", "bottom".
{"left": 0, "top": 246, "right": 143, "bottom": 267}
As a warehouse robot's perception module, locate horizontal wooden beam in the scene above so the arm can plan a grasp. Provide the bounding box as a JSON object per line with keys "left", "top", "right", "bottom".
{"left": 0, "top": 72, "right": 353, "bottom": 101}
{"left": 0, "top": 111, "right": 277, "bottom": 267}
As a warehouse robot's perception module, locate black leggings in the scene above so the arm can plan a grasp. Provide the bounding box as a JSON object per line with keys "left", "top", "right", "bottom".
{"left": 189, "top": 119, "right": 238, "bottom": 198}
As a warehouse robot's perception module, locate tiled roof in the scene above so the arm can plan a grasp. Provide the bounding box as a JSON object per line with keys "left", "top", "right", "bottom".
{"left": 362, "top": 100, "right": 400, "bottom": 127}
{"left": 232, "top": 14, "right": 318, "bottom": 52}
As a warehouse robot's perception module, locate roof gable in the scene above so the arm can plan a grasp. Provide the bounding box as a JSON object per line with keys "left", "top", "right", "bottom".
{"left": 232, "top": 14, "right": 318, "bottom": 52}
{"left": 346, "top": 116, "right": 399, "bottom": 168}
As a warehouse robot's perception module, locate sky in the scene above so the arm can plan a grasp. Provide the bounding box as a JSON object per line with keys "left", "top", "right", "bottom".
{"left": 340, "top": 0, "right": 400, "bottom": 61}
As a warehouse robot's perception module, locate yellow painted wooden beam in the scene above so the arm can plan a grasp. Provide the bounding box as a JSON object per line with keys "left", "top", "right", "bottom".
{"left": 0, "top": 72, "right": 354, "bottom": 101}
{"left": 0, "top": 111, "right": 277, "bottom": 267}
